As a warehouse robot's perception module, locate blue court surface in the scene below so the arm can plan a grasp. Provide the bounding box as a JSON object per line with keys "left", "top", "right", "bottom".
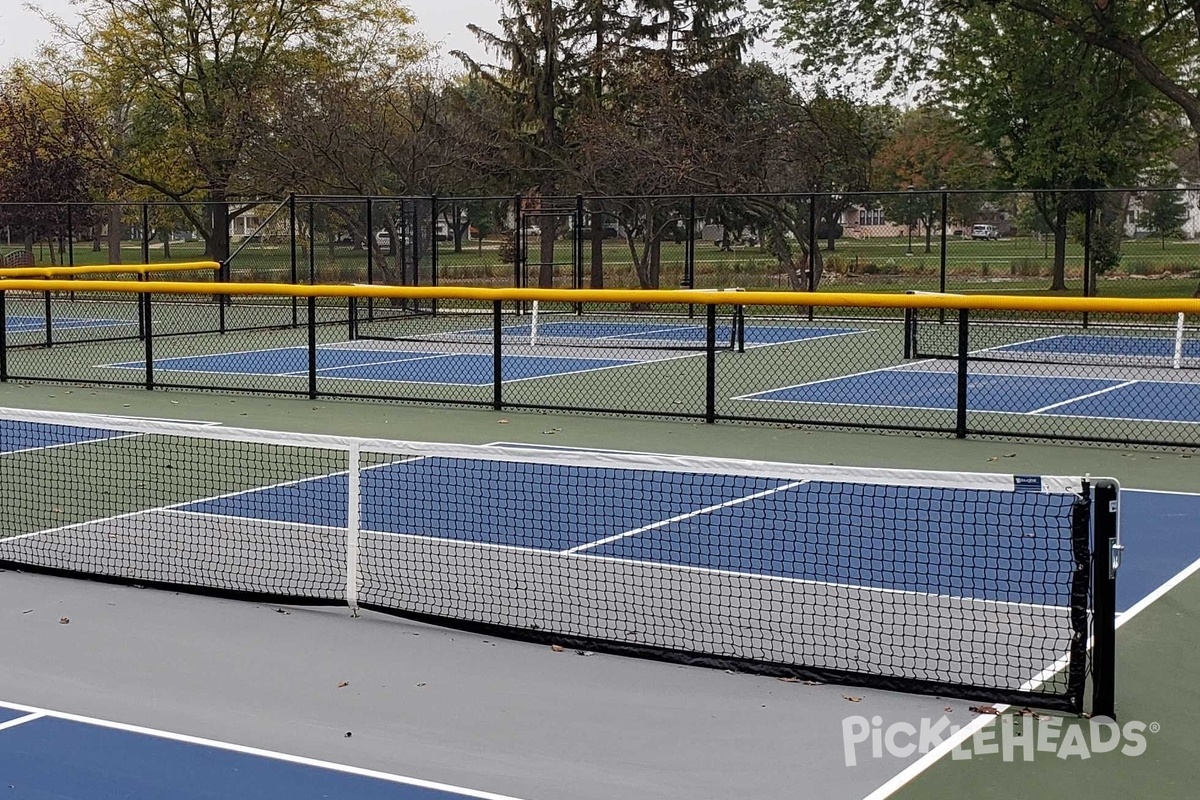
{"left": 996, "top": 332, "right": 1200, "bottom": 359}
{"left": 101, "top": 325, "right": 864, "bottom": 385}
{"left": 6, "top": 422, "right": 1200, "bottom": 797}
{"left": 741, "top": 368, "right": 1200, "bottom": 423}
{"left": 0, "top": 703, "right": 523, "bottom": 800}
{"left": 7, "top": 314, "right": 129, "bottom": 333}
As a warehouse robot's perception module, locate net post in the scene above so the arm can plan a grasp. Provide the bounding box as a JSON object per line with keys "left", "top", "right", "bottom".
{"left": 307, "top": 296, "right": 318, "bottom": 400}
{"left": 1082, "top": 192, "right": 1095, "bottom": 328}
{"left": 705, "top": 304, "right": 717, "bottom": 423}
{"left": 1091, "top": 478, "right": 1121, "bottom": 719}
{"left": 143, "top": 290, "right": 154, "bottom": 390}
{"left": 348, "top": 296, "right": 358, "bottom": 340}
{"left": 365, "top": 197, "right": 374, "bottom": 303}
{"left": 1173, "top": 312, "right": 1185, "bottom": 370}
{"left": 430, "top": 194, "right": 440, "bottom": 315}
{"left": 955, "top": 307, "right": 969, "bottom": 438}
{"left": 345, "top": 442, "right": 361, "bottom": 617}
{"left": 0, "top": 289, "right": 7, "bottom": 382}
{"left": 492, "top": 300, "right": 504, "bottom": 410}
{"left": 513, "top": 194, "right": 523, "bottom": 316}
{"left": 573, "top": 194, "right": 584, "bottom": 295}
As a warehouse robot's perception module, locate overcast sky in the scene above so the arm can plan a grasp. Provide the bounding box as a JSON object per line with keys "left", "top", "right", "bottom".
{"left": 0, "top": 0, "right": 499, "bottom": 67}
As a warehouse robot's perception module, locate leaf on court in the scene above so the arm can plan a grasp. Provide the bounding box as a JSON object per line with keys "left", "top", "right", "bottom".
{"left": 415, "top": 682, "right": 427, "bottom": 687}
{"left": 575, "top": 650, "right": 595, "bottom": 657}
{"left": 777, "top": 677, "right": 802, "bottom": 683}
{"left": 59, "top": 617, "right": 69, "bottom": 624}
{"left": 541, "top": 430, "right": 558, "bottom": 435}
{"left": 986, "top": 457, "right": 997, "bottom": 462}
{"left": 969, "top": 705, "right": 1002, "bottom": 716}
{"left": 274, "top": 608, "right": 290, "bottom": 615}
{"left": 803, "top": 680, "right": 822, "bottom": 686}
{"left": 551, "top": 644, "right": 564, "bottom": 652}
{"left": 497, "top": 419, "right": 509, "bottom": 424}
{"left": 843, "top": 695, "right": 862, "bottom": 703}
{"left": 337, "top": 681, "right": 349, "bottom": 688}
{"left": 344, "top": 731, "right": 352, "bottom": 738}
{"left": 944, "top": 707, "right": 954, "bottom": 713}
{"left": 1002, "top": 453, "right": 1017, "bottom": 458}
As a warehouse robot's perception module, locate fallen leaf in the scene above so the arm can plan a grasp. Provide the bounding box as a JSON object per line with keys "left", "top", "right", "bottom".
{"left": 22, "top": 609, "right": 33, "bottom": 614}
{"left": 778, "top": 677, "right": 801, "bottom": 684}
{"left": 803, "top": 680, "right": 822, "bottom": 686}
{"left": 970, "top": 705, "right": 1002, "bottom": 716}
{"left": 551, "top": 644, "right": 564, "bottom": 652}
{"left": 59, "top": 617, "right": 70, "bottom": 624}
{"left": 337, "top": 681, "right": 349, "bottom": 688}
{"left": 274, "top": 608, "right": 290, "bottom": 615}
{"left": 843, "top": 695, "right": 862, "bottom": 703}
{"left": 415, "top": 682, "right": 427, "bottom": 687}
{"left": 344, "top": 731, "right": 353, "bottom": 738}
{"left": 944, "top": 707, "right": 954, "bottom": 712}
{"left": 497, "top": 419, "right": 509, "bottom": 424}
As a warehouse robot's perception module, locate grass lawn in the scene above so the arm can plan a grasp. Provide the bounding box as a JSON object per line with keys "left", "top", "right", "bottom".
{"left": 5, "top": 235, "right": 1197, "bottom": 299}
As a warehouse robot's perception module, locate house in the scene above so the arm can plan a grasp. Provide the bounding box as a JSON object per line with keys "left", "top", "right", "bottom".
{"left": 1123, "top": 187, "right": 1200, "bottom": 239}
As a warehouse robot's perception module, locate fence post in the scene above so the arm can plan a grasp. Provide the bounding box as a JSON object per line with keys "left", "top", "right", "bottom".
{"left": 513, "top": 195, "right": 524, "bottom": 315}
{"left": 307, "top": 202, "right": 316, "bottom": 285}
{"left": 705, "top": 304, "right": 717, "bottom": 424}
{"left": 143, "top": 291, "right": 154, "bottom": 390}
{"left": 307, "top": 296, "right": 318, "bottom": 400}
{"left": 574, "top": 194, "right": 584, "bottom": 292}
{"left": 0, "top": 290, "right": 7, "bottom": 382}
{"left": 492, "top": 300, "right": 504, "bottom": 411}
{"left": 1082, "top": 191, "right": 1095, "bottom": 328}
{"left": 43, "top": 290, "right": 52, "bottom": 348}
{"left": 141, "top": 203, "right": 150, "bottom": 264}
{"left": 807, "top": 194, "right": 817, "bottom": 322}
{"left": 956, "top": 308, "right": 969, "bottom": 438}
{"left": 66, "top": 203, "right": 74, "bottom": 267}
{"left": 289, "top": 194, "right": 298, "bottom": 328}
{"left": 431, "top": 194, "right": 440, "bottom": 315}
{"left": 1091, "top": 479, "right": 1120, "bottom": 719}
{"left": 939, "top": 191, "right": 948, "bottom": 324}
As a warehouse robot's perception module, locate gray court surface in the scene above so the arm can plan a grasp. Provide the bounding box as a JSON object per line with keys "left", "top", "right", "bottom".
{"left": 0, "top": 569, "right": 963, "bottom": 800}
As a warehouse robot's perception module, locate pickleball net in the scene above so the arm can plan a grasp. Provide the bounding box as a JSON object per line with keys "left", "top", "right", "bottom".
{"left": 0, "top": 408, "right": 1115, "bottom": 712}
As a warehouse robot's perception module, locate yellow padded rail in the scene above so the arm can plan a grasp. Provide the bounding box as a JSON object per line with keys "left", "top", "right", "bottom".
{"left": 0, "top": 278, "right": 1199, "bottom": 315}
{"left": 0, "top": 261, "right": 220, "bottom": 279}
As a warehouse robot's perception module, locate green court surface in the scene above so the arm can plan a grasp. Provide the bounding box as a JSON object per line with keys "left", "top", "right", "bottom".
{"left": 2, "top": 382, "right": 1198, "bottom": 799}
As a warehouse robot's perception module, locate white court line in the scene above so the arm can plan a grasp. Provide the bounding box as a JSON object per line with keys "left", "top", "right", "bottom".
{"left": 0, "top": 700, "right": 529, "bottom": 800}
{"left": 1028, "top": 380, "right": 1140, "bottom": 415}
{"left": 860, "top": 554, "right": 1200, "bottom": 800}
{"left": 0, "top": 712, "right": 44, "bottom": 732}
{"left": 564, "top": 481, "right": 809, "bottom": 554}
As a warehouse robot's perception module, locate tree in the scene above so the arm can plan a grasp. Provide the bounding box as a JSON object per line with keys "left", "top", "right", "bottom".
{"left": 0, "top": 64, "right": 97, "bottom": 263}
{"left": 873, "top": 107, "right": 992, "bottom": 253}
{"left": 1141, "top": 180, "right": 1190, "bottom": 248}
{"left": 766, "top": 0, "right": 1200, "bottom": 148}
{"left": 40, "top": 0, "right": 419, "bottom": 263}
{"left": 939, "top": 9, "right": 1176, "bottom": 289}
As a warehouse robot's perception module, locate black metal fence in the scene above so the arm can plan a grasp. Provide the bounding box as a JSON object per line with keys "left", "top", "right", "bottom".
{"left": 2, "top": 282, "right": 1198, "bottom": 450}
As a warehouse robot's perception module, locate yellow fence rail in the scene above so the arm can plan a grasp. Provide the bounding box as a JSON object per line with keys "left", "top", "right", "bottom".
{"left": 0, "top": 278, "right": 1198, "bottom": 315}
{"left": 0, "top": 262, "right": 220, "bottom": 280}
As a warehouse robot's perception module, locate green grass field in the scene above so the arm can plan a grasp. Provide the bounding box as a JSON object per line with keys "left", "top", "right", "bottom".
{"left": 6, "top": 234, "right": 1198, "bottom": 299}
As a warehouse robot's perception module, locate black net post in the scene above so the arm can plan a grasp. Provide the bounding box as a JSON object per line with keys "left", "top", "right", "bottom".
{"left": 365, "top": 198, "right": 375, "bottom": 320}
{"left": 956, "top": 308, "right": 969, "bottom": 438}
{"left": 217, "top": 262, "right": 227, "bottom": 335}
{"left": 513, "top": 195, "right": 524, "bottom": 315}
{"left": 348, "top": 296, "right": 358, "bottom": 341}
{"left": 573, "top": 194, "right": 584, "bottom": 293}
{"left": 903, "top": 308, "right": 914, "bottom": 359}
{"left": 431, "top": 195, "right": 440, "bottom": 315}
{"left": 492, "top": 300, "right": 503, "bottom": 411}
{"left": 939, "top": 191, "right": 948, "bottom": 324}
{"left": 143, "top": 290, "right": 153, "bottom": 390}
{"left": 289, "top": 194, "right": 298, "bottom": 327}
{"left": 307, "top": 296, "right": 318, "bottom": 400}
{"left": 1091, "top": 479, "right": 1121, "bottom": 719}
{"left": 141, "top": 204, "right": 150, "bottom": 264}
{"left": 705, "top": 304, "right": 717, "bottom": 424}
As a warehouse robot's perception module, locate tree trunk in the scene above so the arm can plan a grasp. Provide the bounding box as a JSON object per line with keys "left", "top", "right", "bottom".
{"left": 161, "top": 229, "right": 171, "bottom": 259}
{"left": 648, "top": 235, "right": 662, "bottom": 289}
{"left": 1050, "top": 204, "right": 1069, "bottom": 291}
{"left": 107, "top": 206, "right": 122, "bottom": 264}
{"left": 207, "top": 194, "right": 231, "bottom": 263}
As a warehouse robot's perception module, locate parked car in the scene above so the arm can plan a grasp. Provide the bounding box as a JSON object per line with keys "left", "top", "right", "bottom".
{"left": 971, "top": 224, "right": 1000, "bottom": 240}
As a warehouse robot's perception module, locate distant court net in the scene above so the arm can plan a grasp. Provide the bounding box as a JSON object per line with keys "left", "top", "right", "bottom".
{"left": 0, "top": 409, "right": 1114, "bottom": 712}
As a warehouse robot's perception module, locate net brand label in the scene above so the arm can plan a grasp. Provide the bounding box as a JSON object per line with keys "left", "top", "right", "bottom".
{"left": 1013, "top": 476, "right": 1044, "bottom": 492}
